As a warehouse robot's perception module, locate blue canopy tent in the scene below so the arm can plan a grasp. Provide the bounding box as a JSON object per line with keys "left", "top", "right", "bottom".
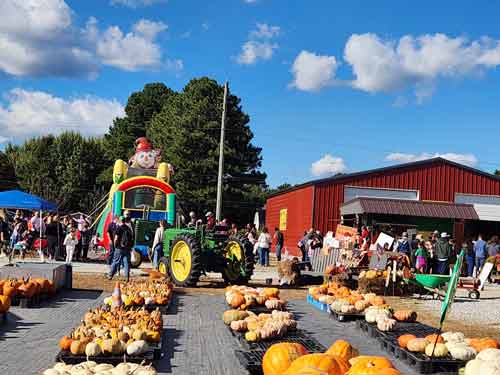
{"left": 0, "top": 190, "right": 57, "bottom": 211}
{"left": 0, "top": 190, "right": 57, "bottom": 261}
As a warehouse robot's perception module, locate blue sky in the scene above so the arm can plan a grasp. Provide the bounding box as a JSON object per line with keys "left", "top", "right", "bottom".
{"left": 1, "top": 1, "right": 500, "bottom": 187}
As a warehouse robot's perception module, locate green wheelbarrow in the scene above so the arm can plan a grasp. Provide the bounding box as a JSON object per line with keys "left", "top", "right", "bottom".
{"left": 404, "top": 274, "right": 451, "bottom": 299}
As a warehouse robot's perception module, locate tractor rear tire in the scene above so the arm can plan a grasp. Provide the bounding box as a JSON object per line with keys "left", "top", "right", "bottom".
{"left": 167, "top": 234, "right": 203, "bottom": 287}
{"left": 222, "top": 234, "right": 255, "bottom": 285}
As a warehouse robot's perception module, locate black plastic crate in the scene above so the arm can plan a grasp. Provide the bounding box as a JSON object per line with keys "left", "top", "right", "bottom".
{"left": 356, "top": 320, "right": 380, "bottom": 338}
{"left": 56, "top": 350, "right": 154, "bottom": 365}
{"left": 330, "top": 309, "right": 364, "bottom": 322}
{"left": 379, "top": 333, "right": 466, "bottom": 373}
{"left": 11, "top": 294, "right": 40, "bottom": 308}
{"left": 381, "top": 322, "right": 439, "bottom": 341}
{"left": 0, "top": 312, "right": 6, "bottom": 325}
{"left": 235, "top": 350, "right": 265, "bottom": 375}
{"left": 238, "top": 330, "right": 326, "bottom": 352}
{"left": 125, "top": 302, "right": 170, "bottom": 314}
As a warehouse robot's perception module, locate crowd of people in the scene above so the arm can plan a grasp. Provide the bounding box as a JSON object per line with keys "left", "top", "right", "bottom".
{"left": 359, "top": 225, "right": 500, "bottom": 277}
{"left": 0, "top": 210, "right": 92, "bottom": 263}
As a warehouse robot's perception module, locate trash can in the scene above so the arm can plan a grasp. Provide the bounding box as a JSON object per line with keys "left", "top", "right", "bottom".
{"left": 65, "top": 264, "right": 72, "bottom": 289}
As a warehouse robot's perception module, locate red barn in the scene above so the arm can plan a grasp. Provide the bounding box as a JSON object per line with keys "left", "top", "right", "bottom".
{"left": 266, "top": 157, "right": 500, "bottom": 256}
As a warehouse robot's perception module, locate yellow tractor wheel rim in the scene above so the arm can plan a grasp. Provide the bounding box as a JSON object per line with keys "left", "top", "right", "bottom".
{"left": 171, "top": 241, "right": 192, "bottom": 281}
{"left": 225, "top": 241, "right": 242, "bottom": 261}
{"left": 225, "top": 241, "right": 243, "bottom": 280}
{"left": 158, "top": 261, "right": 167, "bottom": 275}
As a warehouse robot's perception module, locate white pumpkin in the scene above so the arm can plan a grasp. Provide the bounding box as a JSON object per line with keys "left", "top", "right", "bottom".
{"left": 442, "top": 331, "right": 465, "bottom": 343}
{"left": 477, "top": 349, "right": 500, "bottom": 362}
{"left": 94, "top": 364, "right": 115, "bottom": 372}
{"left": 54, "top": 363, "right": 73, "bottom": 372}
{"left": 145, "top": 297, "right": 154, "bottom": 305}
{"left": 85, "top": 342, "right": 102, "bottom": 357}
{"left": 465, "top": 359, "right": 483, "bottom": 375}
{"left": 43, "top": 370, "right": 61, "bottom": 375}
{"left": 448, "top": 344, "right": 476, "bottom": 361}
{"left": 377, "top": 318, "right": 396, "bottom": 332}
{"left": 126, "top": 340, "right": 149, "bottom": 356}
{"left": 365, "top": 307, "right": 390, "bottom": 324}
{"left": 480, "top": 360, "right": 500, "bottom": 375}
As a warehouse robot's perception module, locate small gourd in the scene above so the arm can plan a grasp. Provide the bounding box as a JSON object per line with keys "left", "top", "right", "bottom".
{"left": 230, "top": 320, "right": 248, "bottom": 332}
{"left": 377, "top": 318, "right": 396, "bottom": 332}
{"left": 393, "top": 310, "right": 417, "bottom": 322}
{"left": 407, "top": 338, "right": 429, "bottom": 353}
{"left": 127, "top": 340, "right": 149, "bottom": 356}
{"left": 425, "top": 343, "right": 449, "bottom": 357}
{"left": 245, "top": 331, "right": 261, "bottom": 342}
{"left": 85, "top": 342, "right": 102, "bottom": 357}
{"left": 442, "top": 331, "right": 465, "bottom": 343}
{"left": 132, "top": 329, "right": 148, "bottom": 341}
{"left": 70, "top": 340, "right": 86, "bottom": 355}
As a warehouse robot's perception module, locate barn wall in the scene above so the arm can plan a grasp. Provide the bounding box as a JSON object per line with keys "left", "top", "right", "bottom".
{"left": 265, "top": 185, "right": 314, "bottom": 256}
{"left": 313, "top": 160, "right": 500, "bottom": 235}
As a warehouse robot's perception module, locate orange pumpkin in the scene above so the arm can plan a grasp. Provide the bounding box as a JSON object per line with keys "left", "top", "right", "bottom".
{"left": 263, "top": 342, "right": 309, "bottom": 375}
{"left": 59, "top": 335, "right": 73, "bottom": 351}
{"left": 398, "top": 334, "right": 417, "bottom": 349}
{"left": 347, "top": 356, "right": 394, "bottom": 374}
{"left": 378, "top": 369, "right": 402, "bottom": 375}
{"left": 228, "top": 293, "right": 245, "bottom": 308}
{"left": 393, "top": 310, "right": 417, "bottom": 322}
{"left": 468, "top": 337, "right": 500, "bottom": 352}
{"left": 424, "top": 334, "right": 444, "bottom": 344}
{"left": 0, "top": 295, "right": 11, "bottom": 313}
{"left": 371, "top": 296, "right": 386, "bottom": 306}
{"left": 326, "top": 340, "right": 359, "bottom": 362}
{"left": 3, "top": 281, "right": 17, "bottom": 298}
{"left": 284, "top": 354, "right": 347, "bottom": 375}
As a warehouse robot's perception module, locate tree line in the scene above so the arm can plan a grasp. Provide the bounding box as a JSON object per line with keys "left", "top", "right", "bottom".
{"left": 1, "top": 78, "right": 268, "bottom": 225}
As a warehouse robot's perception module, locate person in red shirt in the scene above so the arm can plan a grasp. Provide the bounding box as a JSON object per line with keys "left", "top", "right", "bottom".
{"left": 205, "top": 212, "right": 215, "bottom": 230}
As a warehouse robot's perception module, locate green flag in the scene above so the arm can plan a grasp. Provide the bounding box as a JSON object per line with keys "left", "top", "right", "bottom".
{"left": 440, "top": 249, "right": 465, "bottom": 325}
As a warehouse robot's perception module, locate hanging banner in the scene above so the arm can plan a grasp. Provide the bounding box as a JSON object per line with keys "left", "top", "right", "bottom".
{"left": 279, "top": 209, "right": 287, "bottom": 231}
{"left": 440, "top": 250, "right": 465, "bottom": 325}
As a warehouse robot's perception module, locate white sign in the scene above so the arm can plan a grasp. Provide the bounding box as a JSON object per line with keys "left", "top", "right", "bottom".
{"left": 375, "top": 232, "right": 395, "bottom": 250}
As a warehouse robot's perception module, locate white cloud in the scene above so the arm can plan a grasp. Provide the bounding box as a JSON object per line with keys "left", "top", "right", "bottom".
{"left": 0, "top": 0, "right": 178, "bottom": 77}
{"left": 110, "top": 0, "right": 166, "bottom": 8}
{"left": 250, "top": 23, "right": 280, "bottom": 39}
{"left": 237, "top": 41, "right": 277, "bottom": 65}
{"left": 0, "top": 0, "right": 98, "bottom": 78}
{"left": 311, "top": 154, "right": 347, "bottom": 176}
{"left": 385, "top": 152, "right": 478, "bottom": 167}
{"left": 0, "top": 89, "right": 125, "bottom": 143}
{"left": 344, "top": 33, "right": 500, "bottom": 97}
{"left": 289, "top": 51, "right": 337, "bottom": 92}
{"left": 85, "top": 18, "right": 169, "bottom": 71}
{"left": 237, "top": 23, "right": 280, "bottom": 65}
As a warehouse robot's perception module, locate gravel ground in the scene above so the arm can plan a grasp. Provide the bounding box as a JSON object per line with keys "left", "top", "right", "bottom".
{"left": 1, "top": 289, "right": 427, "bottom": 375}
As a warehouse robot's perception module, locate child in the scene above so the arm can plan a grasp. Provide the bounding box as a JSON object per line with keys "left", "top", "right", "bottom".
{"left": 414, "top": 241, "right": 428, "bottom": 273}
{"left": 64, "top": 228, "right": 79, "bottom": 265}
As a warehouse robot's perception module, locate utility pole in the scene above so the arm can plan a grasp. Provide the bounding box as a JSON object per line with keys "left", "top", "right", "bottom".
{"left": 216, "top": 81, "right": 228, "bottom": 222}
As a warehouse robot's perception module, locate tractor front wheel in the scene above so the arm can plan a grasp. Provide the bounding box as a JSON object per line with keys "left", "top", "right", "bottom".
{"left": 166, "top": 234, "right": 203, "bottom": 287}
{"left": 222, "top": 234, "right": 255, "bottom": 285}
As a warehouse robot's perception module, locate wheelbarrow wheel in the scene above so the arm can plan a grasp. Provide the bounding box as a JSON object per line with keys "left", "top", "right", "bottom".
{"left": 468, "top": 290, "right": 480, "bottom": 299}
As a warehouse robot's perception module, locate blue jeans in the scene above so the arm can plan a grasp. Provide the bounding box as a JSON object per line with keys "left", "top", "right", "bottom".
{"left": 259, "top": 247, "right": 269, "bottom": 266}
{"left": 107, "top": 242, "right": 115, "bottom": 265}
{"left": 109, "top": 248, "right": 130, "bottom": 280}
{"left": 466, "top": 255, "right": 475, "bottom": 277}
{"left": 436, "top": 259, "right": 449, "bottom": 275}
{"left": 275, "top": 245, "right": 282, "bottom": 262}
{"left": 475, "top": 257, "right": 485, "bottom": 274}
{"left": 152, "top": 243, "right": 163, "bottom": 269}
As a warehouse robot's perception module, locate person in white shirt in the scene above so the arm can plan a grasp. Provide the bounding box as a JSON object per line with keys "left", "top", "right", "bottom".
{"left": 64, "top": 228, "right": 79, "bottom": 265}
{"left": 257, "top": 227, "right": 272, "bottom": 267}
{"left": 152, "top": 220, "right": 166, "bottom": 270}
{"left": 30, "top": 211, "right": 45, "bottom": 235}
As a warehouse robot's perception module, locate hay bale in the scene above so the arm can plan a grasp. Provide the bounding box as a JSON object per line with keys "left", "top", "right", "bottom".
{"left": 278, "top": 258, "right": 300, "bottom": 285}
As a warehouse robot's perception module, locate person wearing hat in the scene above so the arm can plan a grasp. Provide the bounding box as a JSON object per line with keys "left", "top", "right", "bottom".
{"left": 205, "top": 212, "right": 215, "bottom": 230}
{"left": 435, "top": 232, "right": 452, "bottom": 275}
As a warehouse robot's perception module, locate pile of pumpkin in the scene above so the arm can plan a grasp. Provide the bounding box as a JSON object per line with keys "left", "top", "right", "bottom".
{"left": 261, "top": 339, "right": 402, "bottom": 375}
{"left": 398, "top": 331, "right": 499, "bottom": 363}
{"left": 58, "top": 306, "right": 162, "bottom": 358}
{"left": 104, "top": 279, "right": 173, "bottom": 307}
{"left": 308, "top": 282, "right": 391, "bottom": 315}
{"left": 464, "top": 347, "right": 500, "bottom": 374}
{"left": 1, "top": 277, "right": 56, "bottom": 299}
{"left": 225, "top": 285, "right": 286, "bottom": 311}
{"left": 223, "top": 309, "right": 297, "bottom": 342}
{"left": 365, "top": 305, "right": 418, "bottom": 332}
{"left": 41, "top": 361, "right": 157, "bottom": 375}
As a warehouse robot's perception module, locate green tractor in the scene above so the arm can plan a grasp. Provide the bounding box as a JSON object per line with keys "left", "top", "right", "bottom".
{"left": 158, "top": 224, "right": 255, "bottom": 286}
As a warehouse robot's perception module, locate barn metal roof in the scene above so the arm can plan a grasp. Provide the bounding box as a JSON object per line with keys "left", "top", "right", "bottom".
{"left": 341, "top": 197, "right": 480, "bottom": 220}
{"left": 269, "top": 157, "right": 500, "bottom": 197}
